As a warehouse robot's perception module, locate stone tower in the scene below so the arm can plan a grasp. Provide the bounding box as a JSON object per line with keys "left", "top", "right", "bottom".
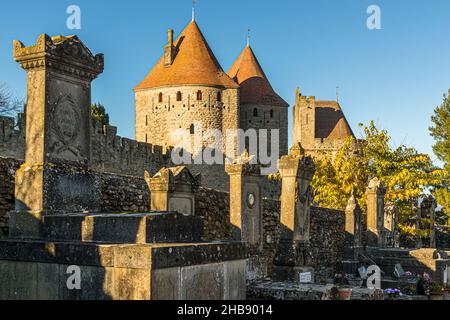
{"left": 228, "top": 44, "right": 289, "bottom": 156}
{"left": 293, "top": 88, "right": 355, "bottom": 157}
{"left": 134, "top": 21, "right": 240, "bottom": 155}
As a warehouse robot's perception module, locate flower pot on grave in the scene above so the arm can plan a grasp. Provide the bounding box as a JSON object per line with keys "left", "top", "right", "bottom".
{"left": 429, "top": 292, "right": 444, "bottom": 301}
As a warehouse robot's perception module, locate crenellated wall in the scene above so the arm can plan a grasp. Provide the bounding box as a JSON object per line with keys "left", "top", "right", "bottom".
{"left": 90, "top": 122, "right": 171, "bottom": 177}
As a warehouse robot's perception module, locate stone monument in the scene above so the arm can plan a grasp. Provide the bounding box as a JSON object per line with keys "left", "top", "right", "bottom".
{"left": 345, "top": 195, "right": 362, "bottom": 248}
{"left": 384, "top": 202, "right": 400, "bottom": 248}
{"left": 10, "top": 34, "right": 104, "bottom": 238}
{"left": 225, "top": 151, "right": 263, "bottom": 247}
{"left": 145, "top": 166, "right": 197, "bottom": 216}
{"left": 0, "top": 34, "right": 247, "bottom": 301}
{"left": 366, "top": 177, "right": 386, "bottom": 247}
{"left": 273, "top": 143, "right": 316, "bottom": 282}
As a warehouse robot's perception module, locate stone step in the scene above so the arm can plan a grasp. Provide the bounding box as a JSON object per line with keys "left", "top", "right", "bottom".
{"left": 41, "top": 212, "right": 204, "bottom": 244}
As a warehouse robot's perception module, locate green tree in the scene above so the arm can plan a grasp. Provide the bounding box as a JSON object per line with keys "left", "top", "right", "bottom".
{"left": 91, "top": 103, "right": 110, "bottom": 127}
{"left": 311, "top": 121, "right": 446, "bottom": 236}
{"left": 429, "top": 91, "right": 450, "bottom": 225}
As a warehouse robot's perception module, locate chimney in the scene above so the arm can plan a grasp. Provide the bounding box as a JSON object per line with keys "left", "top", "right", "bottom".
{"left": 164, "top": 29, "right": 175, "bottom": 67}
{"left": 168, "top": 29, "right": 174, "bottom": 46}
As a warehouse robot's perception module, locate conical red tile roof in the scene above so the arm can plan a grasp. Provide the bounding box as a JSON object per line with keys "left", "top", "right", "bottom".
{"left": 135, "top": 21, "right": 238, "bottom": 91}
{"left": 228, "top": 45, "right": 288, "bottom": 107}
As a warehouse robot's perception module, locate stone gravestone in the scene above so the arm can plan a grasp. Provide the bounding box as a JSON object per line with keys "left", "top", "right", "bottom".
{"left": 345, "top": 195, "right": 362, "bottom": 248}
{"left": 145, "top": 166, "right": 197, "bottom": 216}
{"left": 417, "top": 196, "right": 437, "bottom": 249}
{"left": 394, "top": 263, "right": 405, "bottom": 279}
{"left": 273, "top": 143, "right": 316, "bottom": 282}
{"left": 384, "top": 202, "right": 400, "bottom": 248}
{"left": 366, "top": 178, "right": 386, "bottom": 247}
{"left": 225, "top": 151, "right": 263, "bottom": 247}
{"left": 10, "top": 34, "right": 104, "bottom": 238}
{"left": 343, "top": 196, "right": 363, "bottom": 273}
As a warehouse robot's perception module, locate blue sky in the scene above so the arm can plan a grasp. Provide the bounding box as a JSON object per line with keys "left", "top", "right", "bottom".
{"left": 1, "top": 0, "right": 449, "bottom": 164}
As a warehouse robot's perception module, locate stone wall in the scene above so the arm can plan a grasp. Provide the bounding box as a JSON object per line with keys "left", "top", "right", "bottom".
{"left": 309, "top": 206, "right": 346, "bottom": 281}
{"left": 0, "top": 115, "right": 25, "bottom": 160}
{"left": 135, "top": 86, "right": 240, "bottom": 153}
{"left": 0, "top": 155, "right": 345, "bottom": 279}
{"left": 100, "top": 173, "right": 150, "bottom": 213}
{"left": 261, "top": 200, "right": 345, "bottom": 279}
{"left": 0, "top": 157, "right": 21, "bottom": 237}
{"left": 195, "top": 187, "right": 231, "bottom": 241}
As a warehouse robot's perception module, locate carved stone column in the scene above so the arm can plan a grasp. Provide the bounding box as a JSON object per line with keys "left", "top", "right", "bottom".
{"left": 10, "top": 34, "right": 104, "bottom": 238}
{"left": 273, "top": 144, "right": 316, "bottom": 282}
{"left": 366, "top": 178, "right": 386, "bottom": 247}
{"left": 225, "top": 151, "right": 263, "bottom": 248}
{"left": 345, "top": 196, "right": 362, "bottom": 248}
{"left": 418, "top": 196, "right": 437, "bottom": 249}
{"left": 144, "top": 166, "right": 197, "bottom": 216}
{"left": 384, "top": 202, "right": 400, "bottom": 248}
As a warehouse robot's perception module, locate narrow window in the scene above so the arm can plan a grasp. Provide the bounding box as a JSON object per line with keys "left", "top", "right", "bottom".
{"left": 217, "top": 91, "right": 222, "bottom": 102}
{"left": 158, "top": 92, "right": 163, "bottom": 103}
{"left": 253, "top": 108, "right": 258, "bottom": 117}
{"left": 176, "top": 91, "right": 182, "bottom": 101}
{"left": 189, "top": 124, "right": 195, "bottom": 135}
{"left": 196, "top": 90, "right": 203, "bottom": 101}
{"left": 270, "top": 110, "right": 274, "bottom": 118}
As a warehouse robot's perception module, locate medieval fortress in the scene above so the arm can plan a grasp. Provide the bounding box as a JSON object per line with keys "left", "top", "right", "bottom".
{"left": 0, "top": 17, "right": 448, "bottom": 301}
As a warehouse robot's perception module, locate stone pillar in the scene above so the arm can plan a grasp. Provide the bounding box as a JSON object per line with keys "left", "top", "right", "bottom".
{"left": 345, "top": 196, "right": 362, "bottom": 248}
{"left": 273, "top": 144, "right": 316, "bottom": 282}
{"left": 225, "top": 151, "right": 262, "bottom": 248}
{"left": 430, "top": 198, "right": 437, "bottom": 249}
{"left": 384, "top": 202, "right": 400, "bottom": 248}
{"left": 366, "top": 178, "right": 386, "bottom": 247}
{"left": 144, "top": 166, "right": 197, "bottom": 216}
{"left": 419, "top": 196, "right": 437, "bottom": 248}
{"left": 10, "top": 34, "right": 104, "bottom": 238}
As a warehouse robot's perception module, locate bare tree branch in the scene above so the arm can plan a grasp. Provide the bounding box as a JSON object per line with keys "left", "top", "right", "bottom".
{"left": 0, "top": 83, "right": 23, "bottom": 117}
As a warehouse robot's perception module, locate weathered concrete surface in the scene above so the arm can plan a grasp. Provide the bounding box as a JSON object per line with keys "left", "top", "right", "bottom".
{"left": 42, "top": 212, "right": 203, "bottom": 244}
{"left": 0, "top": 240, "right": 247, "bottom": 300}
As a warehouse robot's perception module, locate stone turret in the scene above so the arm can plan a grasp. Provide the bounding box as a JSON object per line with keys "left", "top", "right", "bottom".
{"left": 228, "top": 44, "right": 289, "bottom": 156}
{"left": 134, "top": 21, "right": 239, "bottom": 155}
{"left": 292, "top": 88, "right": 355, "bottom": 157}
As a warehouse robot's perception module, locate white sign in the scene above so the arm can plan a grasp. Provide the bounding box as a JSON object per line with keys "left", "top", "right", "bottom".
{"left": 299, "top": 272, "right": 312, "bottom": 284}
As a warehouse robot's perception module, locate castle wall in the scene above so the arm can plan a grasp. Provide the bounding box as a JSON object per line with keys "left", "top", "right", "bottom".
{"left": 135, "top": 85, "right": 240, "bottom": 155}
{"left": 0, "top": 115, "right": 283, "bottom": 197}
{"left": 240, "top": 104, "right": 289, "bottom": 156}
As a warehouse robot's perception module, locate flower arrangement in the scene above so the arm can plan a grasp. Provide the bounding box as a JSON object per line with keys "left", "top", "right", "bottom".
{"left": 384, "top": 288, "right": 401, "bottom": 299}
